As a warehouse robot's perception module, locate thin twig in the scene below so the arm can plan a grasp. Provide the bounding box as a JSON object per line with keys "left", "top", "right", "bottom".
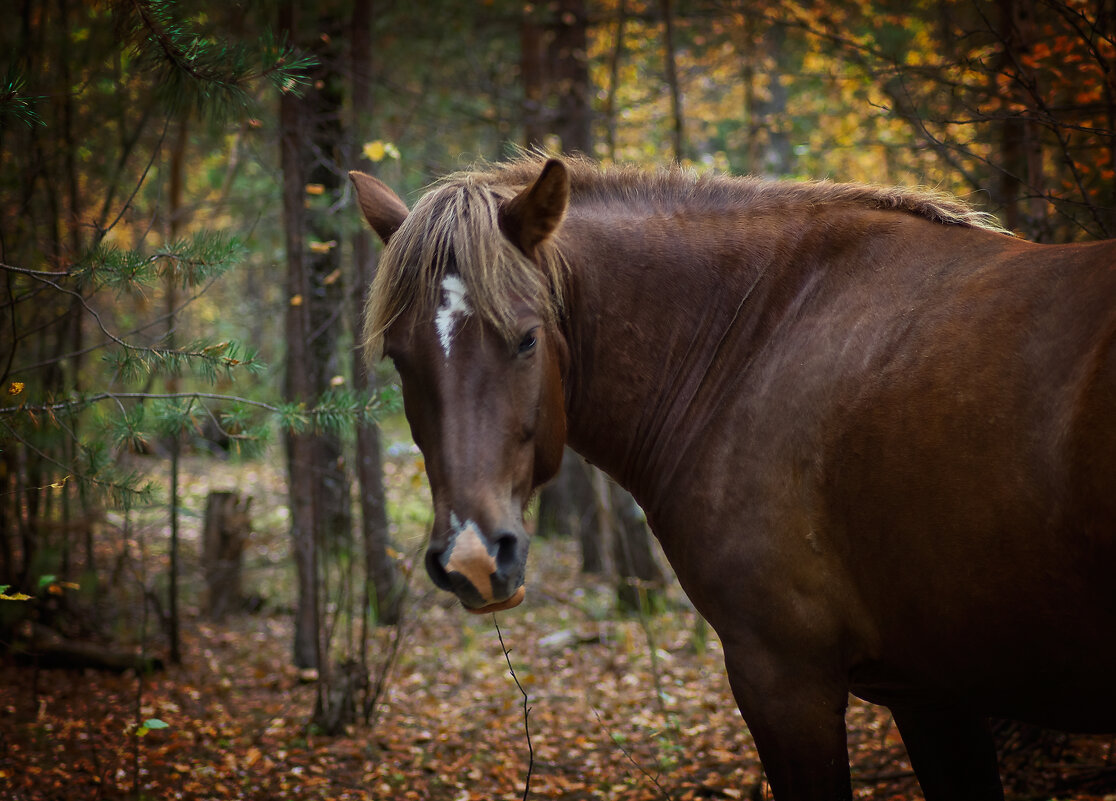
{"left": 494, "top": 617, "right": 533, "bottom": 801}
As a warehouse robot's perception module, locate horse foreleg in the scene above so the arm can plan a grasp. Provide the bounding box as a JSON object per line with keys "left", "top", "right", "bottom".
{"left": 724, "top": 653, "right": 853, "bottom": 801}
{"left": 890, "top": 706, "right": 1004, "bottom": 801}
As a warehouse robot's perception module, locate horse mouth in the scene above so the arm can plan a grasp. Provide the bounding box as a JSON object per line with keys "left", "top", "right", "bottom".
{"left": 465, "top": 585, "right": 526, "bottom": 615}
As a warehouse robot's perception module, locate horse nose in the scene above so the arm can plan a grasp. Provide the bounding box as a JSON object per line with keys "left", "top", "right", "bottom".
{"left": 426, "top": 520, "right": 527, "bottom": 610}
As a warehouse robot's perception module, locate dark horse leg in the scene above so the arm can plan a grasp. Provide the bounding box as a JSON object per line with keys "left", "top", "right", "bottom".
{"left": 725, "top": 650, "right": 853, "bottom": 800}
{"left": 891, "top": 706, "right": 1004, "bottom": 801}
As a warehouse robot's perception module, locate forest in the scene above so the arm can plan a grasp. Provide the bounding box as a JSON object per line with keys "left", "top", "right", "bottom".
{"left": 2, "top": 0, "right": 1115, "bottom": 798}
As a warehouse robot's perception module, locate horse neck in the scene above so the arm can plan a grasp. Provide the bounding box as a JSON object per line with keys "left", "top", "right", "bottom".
{"left": 556, "top": 202, "right": 815, "bottom": 514}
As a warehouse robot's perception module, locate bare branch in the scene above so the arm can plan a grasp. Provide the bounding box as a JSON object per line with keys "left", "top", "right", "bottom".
{"left": 494, "top": 617, "right": 534, "bottom": 801}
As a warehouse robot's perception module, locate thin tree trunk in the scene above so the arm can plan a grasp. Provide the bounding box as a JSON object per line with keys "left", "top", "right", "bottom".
{"left": 279, "top": 0, "right": 320, "bottom": 673}
{"left": 165, "top": 116, "right": 188, "bottom": 665}
{"left": 522, "top": 11, "right": 547, "bottom": 149}
{"left": 350, "top": 0, "right": 402, "bottom": 629}
{"left": 660, "top": 0, "right": 685, "bottom": 161}
{"left": 554, "top": 0, "right": 592, "bottom": 154}
{"left": 304, "top": 12, "right": 348, "bottom": 720}
{"left": 604, "top": 0, "right": 627, "bottom": 161}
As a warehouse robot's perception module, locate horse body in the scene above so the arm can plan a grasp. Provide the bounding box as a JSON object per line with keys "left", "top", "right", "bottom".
{"left": 351, "top": 157, "right": 1116, "bottom": 800}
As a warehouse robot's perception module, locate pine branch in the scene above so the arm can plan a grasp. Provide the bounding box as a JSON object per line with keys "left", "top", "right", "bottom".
{"left": 0, "top": 72, "right": 44, "bottom": 128}
{"left": 118, "top": 0, "right": 316, "bottom": 117}
{"left": 0, "top": 418, "right": 157, "bottom": 507}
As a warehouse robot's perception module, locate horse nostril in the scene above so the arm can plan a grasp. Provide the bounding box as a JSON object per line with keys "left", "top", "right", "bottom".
{"left": 425, "top": 546, "right": 454, "bottom": 591}
{"left": 493, "top": 531, "right": 521, "bottom": 579}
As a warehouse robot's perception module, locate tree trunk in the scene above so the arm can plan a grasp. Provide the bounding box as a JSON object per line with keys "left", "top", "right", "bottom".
{"left": 537, "top": 451, "right": 609, "bottom": 571}
{"left": 660, "top": 0, "right": 685, "bottom": 161}
{"left": 521, "top": 11, "right": 547, "bottom": 149}
{"left": 305, "top": 13, "right": 353, "bottom": 565}
{"left": 606, "top": 482, "right": 665, "bottom": 612}
{"left": 279, "top": 0, "right": 321, "bottom": 672}
{"left": 165, "top": 115, "right": 189, "bottom": 665}
{"left": 203, "top": 491, "right": 252, "bottom": 621}
{"left": 751, "top": 19, "right": 793, "bottom": 176}
{"left": 350, "top": 0, "right": 402, "bottom": 628}
{"left": 603, "top": 0, "right": 627, "bottom": 161}
{"left": 553, "top": 0, "right": 592, "bottom": 154}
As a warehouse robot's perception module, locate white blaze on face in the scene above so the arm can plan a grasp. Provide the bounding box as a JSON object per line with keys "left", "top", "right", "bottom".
{"left": 435, "top": 275, "right": 472, "bottom": 358}
{"left": 445, "top": 513, "right": 496, "bottom": 602}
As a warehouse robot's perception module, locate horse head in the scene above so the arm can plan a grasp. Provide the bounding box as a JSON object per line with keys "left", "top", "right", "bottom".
{"left": 351, "top": 160, "right": 570, "bottom": 613}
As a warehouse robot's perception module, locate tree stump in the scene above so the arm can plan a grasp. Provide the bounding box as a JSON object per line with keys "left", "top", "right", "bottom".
{"left": 203, "top": 491, "right": 252, "bottom": 620}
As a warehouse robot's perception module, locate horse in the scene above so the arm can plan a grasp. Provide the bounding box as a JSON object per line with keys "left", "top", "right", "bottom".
{"left": 349, "top": 154, "right": 1116, "bottom": 801}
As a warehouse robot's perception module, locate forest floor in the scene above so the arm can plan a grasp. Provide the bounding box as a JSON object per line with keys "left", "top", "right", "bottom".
{"left": 2, "top": 450, "right": 1116, "bottom": 801}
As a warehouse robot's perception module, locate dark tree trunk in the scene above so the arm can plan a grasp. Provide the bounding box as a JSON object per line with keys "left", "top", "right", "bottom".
{"left": 603, "top": 0, "right": 627, "bottom": 161}
{"left": 305, "top": 14, "right": 353, "bottom": 563}
{"left": 165, "top": 116, "right": 189, "bottom": 665}
{"left": 521, "top": 11, "right": 547, "bottom": 149}
{"left": 660, "top": 0, "right": 685, "bottom": 161}
{"left": 350, "top": 0, "right": 402, "bottom": 628}
{"left": 279, "top": 0, "right": 321, "bottom": 672}
{"left": 553, "top": 0, "right": 592, "bottom": 154}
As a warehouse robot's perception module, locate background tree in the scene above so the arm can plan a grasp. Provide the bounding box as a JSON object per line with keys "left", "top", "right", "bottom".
{"left": 0, "top": 0, "right": 313, "bottom": 649}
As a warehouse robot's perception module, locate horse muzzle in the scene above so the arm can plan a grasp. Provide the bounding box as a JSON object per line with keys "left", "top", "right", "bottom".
{"left": 425, "top": 516, "right": 528, "bottom": 614}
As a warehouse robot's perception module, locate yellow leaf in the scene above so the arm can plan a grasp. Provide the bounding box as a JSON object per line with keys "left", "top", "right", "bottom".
{"left": 329, "top": 375, "right": 345, "bottom": 387}
{"left": 305, "top": 183, "right": 325, "bottom": 196}
{"left": 7, "top": 381, "right": 24, "bottom": 396}
{"left": 290, "top": 295, "right": 303, "bottom": 307}
{"left": 363, "top": 140, "right": 387, "bottom": 162}
{"left": 308, "top": 240, "right": 336, "bottom": 254}
{"left": 0, "top": 592, "right": 32, "bottom": 601}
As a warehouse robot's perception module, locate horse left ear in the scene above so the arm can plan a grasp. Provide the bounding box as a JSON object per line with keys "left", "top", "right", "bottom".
{"left": 349, "top": 170, "right": 409, "bottom": 244}
{"left": 500, "top": 159, "right": 569, "bottom": 256}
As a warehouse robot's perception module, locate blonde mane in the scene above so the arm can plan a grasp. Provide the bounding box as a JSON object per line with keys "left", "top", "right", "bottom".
{"left": 362, "top": 155, "right": 1006, "bottom": 361}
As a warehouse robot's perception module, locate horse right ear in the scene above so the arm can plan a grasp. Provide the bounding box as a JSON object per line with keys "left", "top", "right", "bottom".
{"left": 349, "top": 171, "right": 409, "bottom": 244}
{"left": 500, "top": 158, "right": 569, "bottom": 257}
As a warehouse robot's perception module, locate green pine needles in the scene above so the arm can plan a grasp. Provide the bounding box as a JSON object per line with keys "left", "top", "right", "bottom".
{"left": 119, "top": 0, "right": 316, "bottom": 117}
{"left": 0, "top": 0, "right": 371, "bottom": 519}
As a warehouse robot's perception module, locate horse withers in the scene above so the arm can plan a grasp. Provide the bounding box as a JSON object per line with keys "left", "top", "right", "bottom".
{"left": 350, "top": 155, "right": 1116, "bottom": 801}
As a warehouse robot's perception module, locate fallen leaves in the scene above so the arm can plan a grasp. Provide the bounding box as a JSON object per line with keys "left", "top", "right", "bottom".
{"left": 2, "top": 532, "right": 1114, "bottom": 800}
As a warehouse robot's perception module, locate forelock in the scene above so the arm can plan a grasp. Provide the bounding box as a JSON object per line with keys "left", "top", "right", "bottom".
{"left": 362, "top": 172, "right": 566, "bottom": 362}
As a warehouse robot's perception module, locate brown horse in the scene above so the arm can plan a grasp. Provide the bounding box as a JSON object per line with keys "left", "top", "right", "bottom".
{"left": 350, "top": 155, "right": 1116, "bottom": 801}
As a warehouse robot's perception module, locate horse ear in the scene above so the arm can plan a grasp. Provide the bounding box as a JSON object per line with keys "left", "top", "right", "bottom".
{"left": 500, "top": 159, "right": 569, "bottom": 256}
{"left": 349, "top": 170, "right": 409, "bottom": 244}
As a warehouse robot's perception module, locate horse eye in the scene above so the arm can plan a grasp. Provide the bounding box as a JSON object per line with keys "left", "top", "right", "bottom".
{"left": 517, "top": 331, "right": 538, "bottom": 356}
